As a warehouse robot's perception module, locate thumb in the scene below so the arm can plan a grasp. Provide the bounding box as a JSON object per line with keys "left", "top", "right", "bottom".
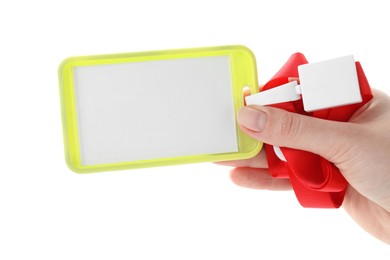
{"left": 237, "top": 105, "right": 357, "bottom": 161}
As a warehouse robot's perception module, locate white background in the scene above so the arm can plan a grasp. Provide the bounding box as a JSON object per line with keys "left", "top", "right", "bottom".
{"left": 1, "top": 0, "right": 389, "bottom": 259}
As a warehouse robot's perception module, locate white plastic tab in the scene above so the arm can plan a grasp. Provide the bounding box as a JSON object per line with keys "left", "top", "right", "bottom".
{"left": 245, "top": 81, "right": 300, "bottom": 106}
{"left": 273, "top": 145, "right": 287, "bottom": 162}
{"left": 298, "top": 55, "right": 362, "bottom": 112}
{"left": 245, "top": 55, "right": 363, "bottom": 112}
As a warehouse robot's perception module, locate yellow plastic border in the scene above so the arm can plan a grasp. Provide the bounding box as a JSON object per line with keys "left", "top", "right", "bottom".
{"left": 58, "top": 45, "right": 261, "bottom": 173}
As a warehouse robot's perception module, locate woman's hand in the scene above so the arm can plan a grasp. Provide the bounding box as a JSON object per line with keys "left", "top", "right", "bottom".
{"left": 218, "top": 89, "right": 390, "bottom": 244}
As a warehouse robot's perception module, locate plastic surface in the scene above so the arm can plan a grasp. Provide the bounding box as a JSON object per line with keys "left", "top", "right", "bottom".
{"left": 298, "top": 55, "right": 362, "bottom": 112}
{"left": 246, "top": 56, "right": 362, "bottom": 113}
{"left": 245, "top": 81, "right": 300, "bottom": 106}
{"left": 59, "top": 45, "right": 261, "bottom": 173}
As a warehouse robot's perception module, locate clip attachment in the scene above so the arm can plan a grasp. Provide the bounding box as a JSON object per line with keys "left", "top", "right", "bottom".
{"left": 245, "top": 55, "right": 363, "bottom": 112}
{"left": 247, "top": 52, "right": 373, "bottom": 208}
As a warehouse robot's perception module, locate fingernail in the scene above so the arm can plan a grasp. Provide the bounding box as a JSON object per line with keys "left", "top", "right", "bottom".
{"left": 237, "top": 106, "right": 268, "bottom": 132}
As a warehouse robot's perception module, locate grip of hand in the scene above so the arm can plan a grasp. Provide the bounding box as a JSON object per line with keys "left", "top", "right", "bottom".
{"left": 261, "top": 53, "right": 373, "bottom": 208}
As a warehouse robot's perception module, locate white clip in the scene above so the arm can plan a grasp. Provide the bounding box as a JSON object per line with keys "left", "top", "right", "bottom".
{"left": 245, "top": 55, "right": 362, "bottom": 112}
{"left": 245, "top": 81, "right": 301, "bottom": 106}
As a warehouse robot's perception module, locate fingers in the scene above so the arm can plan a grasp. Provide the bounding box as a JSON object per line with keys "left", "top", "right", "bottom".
{"left": 230, "top": 167, "right": 291, "bottom": 191}
{"left": 237, "top": 105, "right": 359, "bottom": 162}
{"left": 242, "top": 86, "right": 252, "bottom": 97}
{"left": 215, "top": 148, "right": 268, "bottom": 168}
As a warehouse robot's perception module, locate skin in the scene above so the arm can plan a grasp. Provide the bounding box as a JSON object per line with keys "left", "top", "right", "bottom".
{"left": 217, "top": 89, "right": 390, "bottom": 244}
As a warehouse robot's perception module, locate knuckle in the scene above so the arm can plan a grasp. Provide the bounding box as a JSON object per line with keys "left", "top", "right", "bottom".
{"left": 278, "top": 113, "right": 302, "bottom": 141}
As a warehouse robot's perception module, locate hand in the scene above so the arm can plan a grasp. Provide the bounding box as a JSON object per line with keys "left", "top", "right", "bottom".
{"left": 218, "top": 89, "right": 390, "bottom": 244}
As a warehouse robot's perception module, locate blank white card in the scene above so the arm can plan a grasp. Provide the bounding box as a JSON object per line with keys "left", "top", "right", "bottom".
{"left": 74, "top": 56, "right": 238, "bottom": 166}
